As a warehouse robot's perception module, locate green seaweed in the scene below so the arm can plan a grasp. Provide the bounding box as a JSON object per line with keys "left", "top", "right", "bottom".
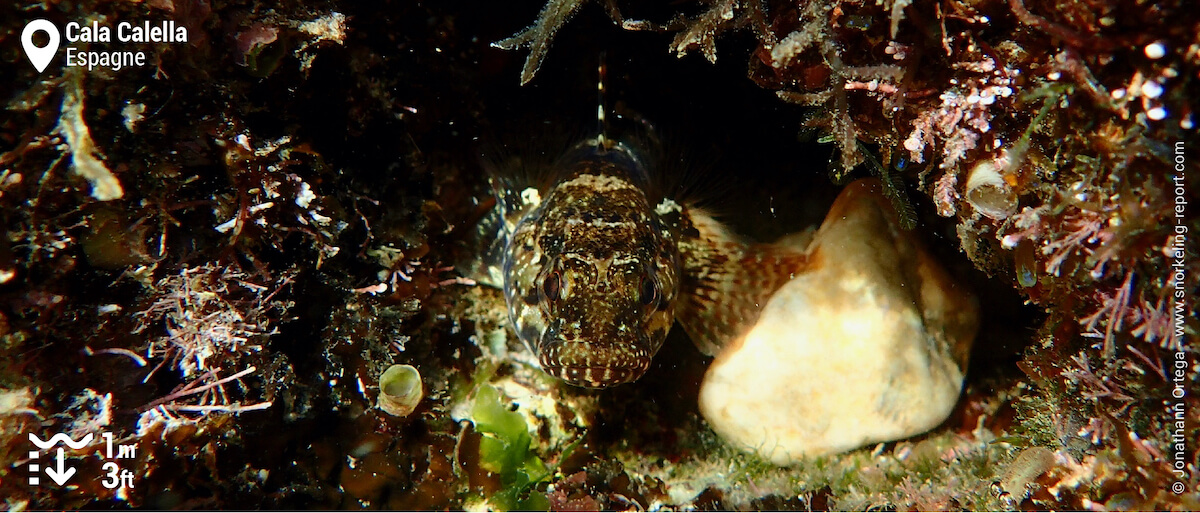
{"left": 470, "top": 384, "right": 551, "bottom": 511}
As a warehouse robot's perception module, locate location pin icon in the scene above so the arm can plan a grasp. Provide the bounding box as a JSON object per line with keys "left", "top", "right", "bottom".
{"left": 22, "top": 19, "right": 60, "bottom": 73}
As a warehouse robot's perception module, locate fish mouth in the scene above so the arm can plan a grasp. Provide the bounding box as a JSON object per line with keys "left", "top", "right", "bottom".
{"left": 541, "top": 363, "right": 649, "bottom": 388}
{"left": 537, "top": 341, "right": 651, "bottom": 388}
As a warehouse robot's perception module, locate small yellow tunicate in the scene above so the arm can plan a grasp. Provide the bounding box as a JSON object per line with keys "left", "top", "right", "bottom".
{"left": 376, "top": 364, "right": 423, "bottom": 417}
{"left": 965, "top": 160, "right": 1019, "bottom": 220}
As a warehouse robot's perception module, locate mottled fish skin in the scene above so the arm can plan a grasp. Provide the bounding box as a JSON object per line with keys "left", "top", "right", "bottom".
{"left": 674, "top": 208, "right": 814, "bottom": 356}
{"left": 484, "top": 137, "right": 812, "bottom": 388}
{"left": 500, "top": 142, "right": 680, "bottom": 387}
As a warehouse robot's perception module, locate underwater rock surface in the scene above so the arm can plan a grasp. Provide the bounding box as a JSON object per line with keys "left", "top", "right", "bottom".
{"left": 699, "top": 179, "right": 979, "bottom": 463}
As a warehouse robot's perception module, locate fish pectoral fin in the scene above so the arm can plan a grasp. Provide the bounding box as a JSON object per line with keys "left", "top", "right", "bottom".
{"left": 456, "top": 206, "right": 508, "bottom": 289}
{"left": 684, "top": 324, "right": 728, "bottom": 357}
{"left": 675, "top": 210, "right": 816, "bottom": 359}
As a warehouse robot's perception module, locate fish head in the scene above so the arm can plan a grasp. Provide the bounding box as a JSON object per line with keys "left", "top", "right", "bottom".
{"left": 504, "top": 172, "right": 679, "bottom": 387}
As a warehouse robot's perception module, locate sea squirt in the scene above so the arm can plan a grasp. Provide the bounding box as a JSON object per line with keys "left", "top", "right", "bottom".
{"left": 377, "top": 364, "right": 423, "bottom": 417}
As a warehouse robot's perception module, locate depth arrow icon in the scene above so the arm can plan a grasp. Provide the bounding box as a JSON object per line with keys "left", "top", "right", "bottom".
{"left": 44, "top": 448, "right": 76, "bottom": 485}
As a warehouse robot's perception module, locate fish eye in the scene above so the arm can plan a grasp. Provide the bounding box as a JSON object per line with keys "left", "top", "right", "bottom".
{"left": 543, "top": 271, "right": 562, "bottom": 302}
{"left": 639, "top": 275, "right": 658, "bottom": 306}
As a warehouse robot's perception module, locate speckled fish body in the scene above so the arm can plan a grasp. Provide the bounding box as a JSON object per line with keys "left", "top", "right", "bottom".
{"left": 497, "top": 141, "right": 681, "bottom": 387}
{"left": 477, "top": 135, "right": 814, "bottom": 388}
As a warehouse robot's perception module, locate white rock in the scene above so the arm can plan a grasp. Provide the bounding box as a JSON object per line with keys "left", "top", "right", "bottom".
{"left": 698, "top": 179, "right": 978, "bottom": 464}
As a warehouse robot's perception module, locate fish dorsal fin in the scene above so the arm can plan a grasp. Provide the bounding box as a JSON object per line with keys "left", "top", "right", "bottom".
{"left": 595, "top": 52, "right": 609, "bottom": 150}
{"left": 582, "top": 52, "right": 617, "bottom": 153}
